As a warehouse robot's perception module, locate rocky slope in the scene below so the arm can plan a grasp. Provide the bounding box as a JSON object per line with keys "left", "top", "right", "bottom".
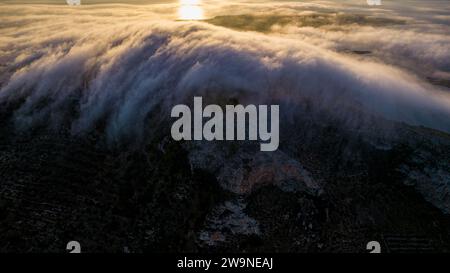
{"left": 0, "top": 107, "right": 449, "bottom": 253}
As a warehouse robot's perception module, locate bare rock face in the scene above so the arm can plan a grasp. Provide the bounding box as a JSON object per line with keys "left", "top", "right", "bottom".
{"left": 396, "top": 128, "right": 450, "bottom": 214}
{"left": 185, "top": 141, "right": 323, "bottom": 196}
{"left": 199, "top": 198, "right": 260, "bottom": 247}
{"left": 184, "top": 140, "right": 324, "bottom": 248}
{"left": 403, "top": 164, "right": 450, "bottom": 214}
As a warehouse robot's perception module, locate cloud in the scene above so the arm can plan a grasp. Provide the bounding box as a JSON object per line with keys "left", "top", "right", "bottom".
{"left": 0, "top": 3, "right": 449, "bottom": 145}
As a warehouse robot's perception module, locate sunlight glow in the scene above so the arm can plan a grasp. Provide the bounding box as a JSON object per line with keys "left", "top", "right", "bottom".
{"left": 180, "top": 0, "right": 201, "bottom": 5}
{"left": 178, "top": 0, "right": 204, "bottom": 20}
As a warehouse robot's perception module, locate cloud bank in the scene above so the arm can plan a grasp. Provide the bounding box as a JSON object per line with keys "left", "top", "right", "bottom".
{"left": 0, "top": 2, "right": 449, "bottom": 145}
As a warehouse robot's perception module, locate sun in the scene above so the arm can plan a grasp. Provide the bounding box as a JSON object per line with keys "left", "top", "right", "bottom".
{"left": 178, "top": 0, "right": 204, "bottom": 20}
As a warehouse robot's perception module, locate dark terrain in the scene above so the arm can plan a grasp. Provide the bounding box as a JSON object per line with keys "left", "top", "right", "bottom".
{"left": 0, "top": 105, "right": 449, "bottom": 253}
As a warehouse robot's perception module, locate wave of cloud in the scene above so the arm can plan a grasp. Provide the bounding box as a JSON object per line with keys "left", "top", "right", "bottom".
{"left": 0, "top": 3, "right": 449, "bottom": 145}
{"left": 269, "top": 21, "right": 450, "bottom": 82}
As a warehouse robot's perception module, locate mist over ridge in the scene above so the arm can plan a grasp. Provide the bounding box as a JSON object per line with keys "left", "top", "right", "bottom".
{"left": 0, "top": 1, "right": 449, "bottom": 143}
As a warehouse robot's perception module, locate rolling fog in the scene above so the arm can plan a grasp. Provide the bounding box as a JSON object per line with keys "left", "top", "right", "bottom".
{"left": 0, "top": 0, "right": 449, "bottom": 143}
